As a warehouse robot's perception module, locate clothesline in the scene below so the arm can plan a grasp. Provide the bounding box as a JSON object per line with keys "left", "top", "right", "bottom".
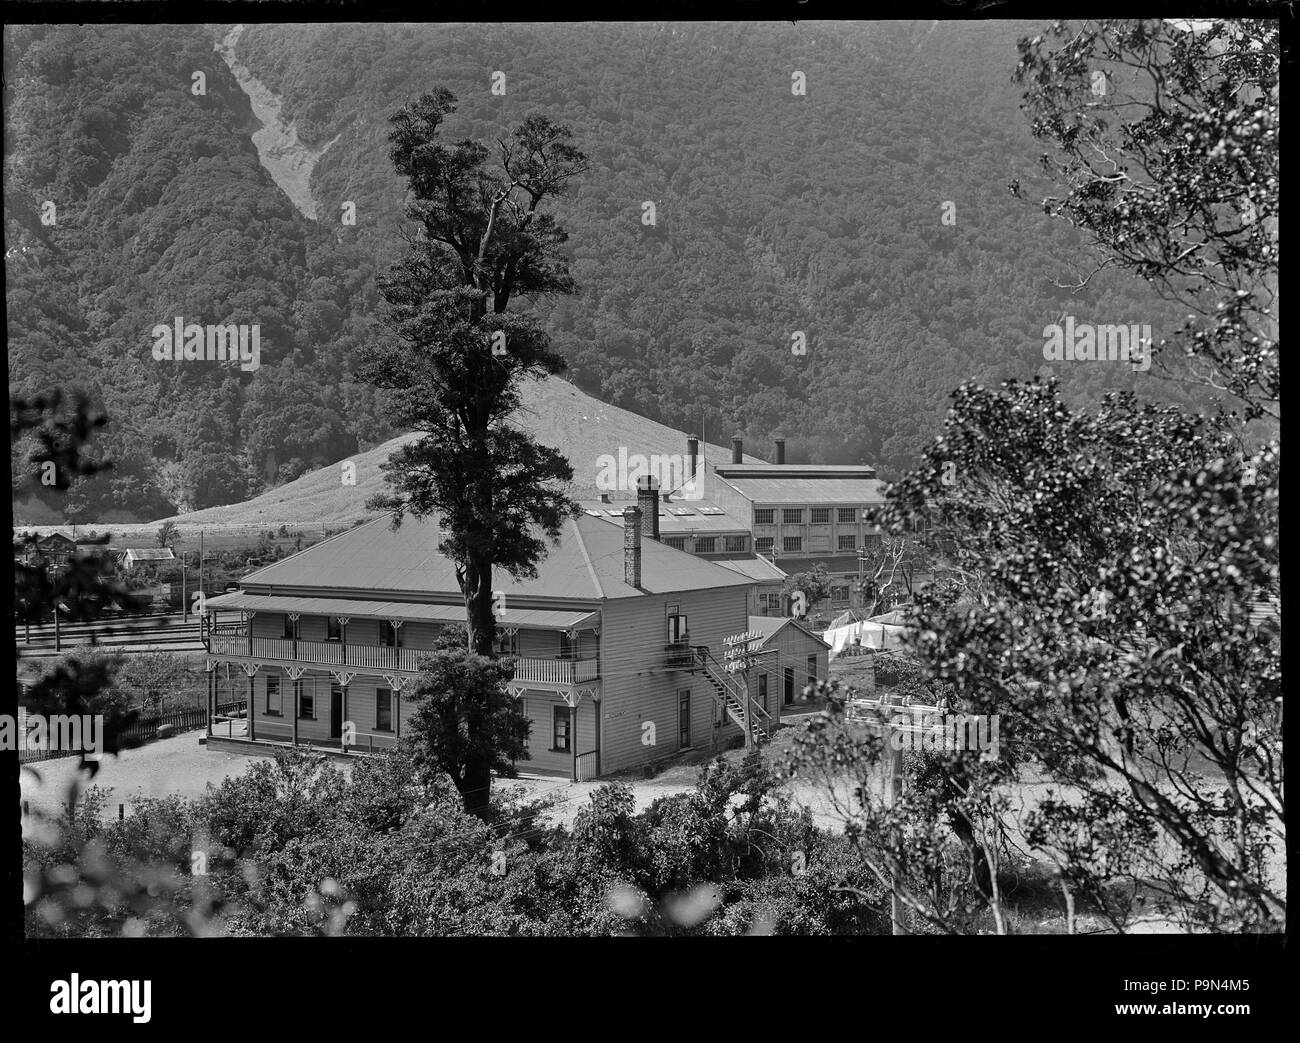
{"left": 823, "top": 618, "right": 909, "bottom": 659}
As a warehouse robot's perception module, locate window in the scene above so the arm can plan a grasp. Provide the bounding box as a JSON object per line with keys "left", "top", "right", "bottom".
{"left": 838, "top": 534, "right": 857, "bottom": 551}
{"left": 664, "top": 536, "right": 687, "bottom": 550}
{"left": 811, "top": 507, "right": 830, "bottom": 524}
{"left": 754, "top": 508, "right": 775, "bottom": 525}
{"left": 694, "top": 536, "right": 716, "bottom": 553}
{"left": 862, "top": 533, "right": 882, "bottom": 551}
{"left": 376, "top": 687, "right": 393, "bottom": 732}
{"left": 758, "top": 673, "right": 769, "bottom": 712}
{"left": 838, "top": 507, "right": 857, "bottom": 523}
{"left": 552, "top": 706, "right": 571, "bottom": 751}
{"left": 379, "top": 620, "right": 398, "bottom": 647}
{"left": 808, "top": 654, "right": 819, "bottom": 688}
{"left": 783, "top": 536, "right": 802, "bottom": 552}
{"left": 559, "top": 631, "right": 574, "bottom": 659}
{"left": 724, "top": 535, "right": 746, "bottom": 552}
{"left": 783, "top": 508, "right": 804, "bottom": 524}
{"left": 756, "top": 537, "right": 774, "bottom": 554}
{"left": 282, "top": 615, "right": 296, "bottom": 640}
{"left": 759, "top": 592, "right": 782, "bottom": 616}
{"left": 667, "top": 613, "right": 688, "bottom": 643}
{"left": 497, "top": 630, "right": 517, "bottom": 656}
{"left": 298, "top": 682, "right": 314, "bottom": 719}
{"left": 327, "top": 616, "right": 342, "bottom": 642}
{"left": 266, "top": 674, "right": 282, "bottom": 716}
{"left": 832, "top": 586, "right": 850, "bottom": 604}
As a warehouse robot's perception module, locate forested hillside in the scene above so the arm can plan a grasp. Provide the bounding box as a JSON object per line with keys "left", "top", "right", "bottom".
{"left": 6, "top": 21, "right": 1199, "bottom": 523}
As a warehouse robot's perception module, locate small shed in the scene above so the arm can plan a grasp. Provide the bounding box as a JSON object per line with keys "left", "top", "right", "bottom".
{"left": 36, "top": 532, "right": 76, "bottom": 565}
{"left": 120, "top": 547, "right": 176, "bottom": 569}
{"left": 745, "top": 614, "right": 832, "bottom": 715}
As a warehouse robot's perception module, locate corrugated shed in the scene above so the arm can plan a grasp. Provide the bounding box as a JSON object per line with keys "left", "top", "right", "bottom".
{"left": 123, "top": 547, "right": 175, "bottom": 561}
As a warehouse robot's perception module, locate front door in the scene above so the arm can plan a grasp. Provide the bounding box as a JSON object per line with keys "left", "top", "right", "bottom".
{"left": 783, "top": 667, "right": 794, "bottom": 706}
{"left": 329, "top": 684, "right": 343, "bottom": 739}
{"left": 678, "top": 689, "right": 691, "bottom": 749}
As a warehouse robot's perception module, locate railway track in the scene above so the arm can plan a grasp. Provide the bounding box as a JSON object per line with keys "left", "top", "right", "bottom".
{"left": 15, "top": 614, "right": 205, "bottom": 657}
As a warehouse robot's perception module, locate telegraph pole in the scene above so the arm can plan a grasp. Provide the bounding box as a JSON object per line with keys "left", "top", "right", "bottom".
{"left": 882, "top": 717, "right": 908, "bottom": 936}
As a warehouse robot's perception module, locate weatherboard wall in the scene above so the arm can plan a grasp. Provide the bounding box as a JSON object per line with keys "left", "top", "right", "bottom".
{"left": 596, "top": 585, "right": 749, "bottom": 774}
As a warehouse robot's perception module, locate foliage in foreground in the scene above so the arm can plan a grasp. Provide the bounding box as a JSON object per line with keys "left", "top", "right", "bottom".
{"left": 23, "top": 747, "right": 887, "bottom": 937}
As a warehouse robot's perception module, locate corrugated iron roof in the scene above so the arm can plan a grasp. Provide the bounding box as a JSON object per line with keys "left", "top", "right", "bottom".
{"left": 579, "top": 498, "right": 744, "bottom": 534}
{"left": 768, "top": 554, "right": 864, "bottom": 574}
{"left": 123, "top": 547, "right": 175, "bottom": 560}
{"left": 719, "top": 475, "right": 887, "bottom": 504}
{"left": 202, "top": 591, "right": 595, "bottom": 629}
{"left": 238, "top": 512, "right": 754, "bottom": 601}
{"left": 747, "top": 614, "right": 833, "bottom": 649}
{"left": 716, "top": 464, "right": 878, "bottom": 478}
{"left": 715, "top": 557, "right": 787, "bottom": 581}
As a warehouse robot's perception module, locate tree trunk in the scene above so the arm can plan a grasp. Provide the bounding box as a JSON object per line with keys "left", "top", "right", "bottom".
{"left": 463, "top": 553, "right": 496, "bottom": 657}
{"left": 458, "top": 550, "right": 497, "bottom": 820}
{"left": 944, "top": 764, "right": 993, "bottom": 897}
{"left": 460, "top": 756, "right": 493, "bottom": 820}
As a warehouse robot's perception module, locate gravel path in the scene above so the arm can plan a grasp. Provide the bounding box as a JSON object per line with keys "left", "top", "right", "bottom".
{"left": 18, "top": 726, "right": 858, "bottom": 838}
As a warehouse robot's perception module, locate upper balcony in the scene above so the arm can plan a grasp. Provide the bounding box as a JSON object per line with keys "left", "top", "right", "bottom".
{"left": 207, "top": 628, "right": 599, "bottom": 684}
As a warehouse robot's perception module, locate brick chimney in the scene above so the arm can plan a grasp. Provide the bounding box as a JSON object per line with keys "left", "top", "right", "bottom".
{"left": 636, "top": 475, "right": 659, "bottom": 540}
{"left": 774, "top": 437, "right": 786, "bottom": 464}
{"left": 731, "top": 436, "right": 744, "bottom": 464}
{"left": 686, "top": 435, "right": 699, "bottom": 480}
{"left": 623, "top": 505, "right": 642, "bottom": 588}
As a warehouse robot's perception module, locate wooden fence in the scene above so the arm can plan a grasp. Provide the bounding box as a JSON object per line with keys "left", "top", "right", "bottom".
{"left": 18, "top": 699, "right": 246, "bottom": 764}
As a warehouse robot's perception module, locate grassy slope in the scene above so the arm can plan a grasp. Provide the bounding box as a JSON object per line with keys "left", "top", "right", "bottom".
{"left": 146, "top": 375, "right": 766, "bottom": 531}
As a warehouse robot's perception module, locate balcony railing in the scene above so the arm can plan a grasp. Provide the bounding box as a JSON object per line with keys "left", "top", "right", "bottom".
{"left": 510, "top": 656, "right": 600, "bottom": 684}
{"left": 664, "top": 638, "right": 695, "bottom": 669}
{"left": 206, "top": 631, "right": 596, "bottom": 683}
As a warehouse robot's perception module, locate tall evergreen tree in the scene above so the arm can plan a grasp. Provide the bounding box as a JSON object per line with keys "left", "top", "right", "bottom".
{"left": 357, "top": 90, "right": 587, "bottom": 814}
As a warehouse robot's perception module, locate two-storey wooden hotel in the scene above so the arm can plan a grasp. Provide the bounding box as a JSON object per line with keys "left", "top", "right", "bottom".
{"left": 201, "top": 496, "right": 783, "bottom": 780}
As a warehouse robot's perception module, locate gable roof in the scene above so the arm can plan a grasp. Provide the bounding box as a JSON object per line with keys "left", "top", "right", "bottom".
{"left": 715, "top": 556, "right": 786, "bottom": 582}
{"left": 240, "top": 512, "right": 755, "bottom": 601}
{"left": 122, "top": 547, "right": 175, "bottom": 561}
{"left": 747, "top": 614, "right": 832, "bottom": 649}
